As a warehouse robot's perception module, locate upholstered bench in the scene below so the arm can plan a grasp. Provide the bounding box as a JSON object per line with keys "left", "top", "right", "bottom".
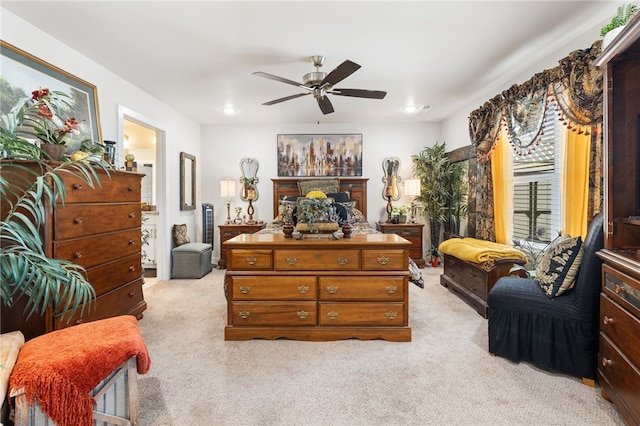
{"left": 171, "top": 242, "right": 213, "bottom": 279}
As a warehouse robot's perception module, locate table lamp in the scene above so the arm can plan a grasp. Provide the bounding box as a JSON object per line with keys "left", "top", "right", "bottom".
{"left": 404, "top": 178, "right": 421, "bottom": 223}
{"left": 220, "top": 178, "right": 236, "bottom": 224}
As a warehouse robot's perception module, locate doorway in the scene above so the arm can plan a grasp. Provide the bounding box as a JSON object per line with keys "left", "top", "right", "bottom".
{"left": 122, "top": 116, "right": 164, "bottom": 280}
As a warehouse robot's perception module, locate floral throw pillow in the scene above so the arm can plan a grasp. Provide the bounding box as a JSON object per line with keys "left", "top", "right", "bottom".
{"left": 172, "top": 224, "right": 190, "bottom": 247}
{"left": 535, "top": 234, "right": 584, "bottom": 298}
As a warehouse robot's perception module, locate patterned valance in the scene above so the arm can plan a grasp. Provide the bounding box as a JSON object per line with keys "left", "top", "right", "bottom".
{"left": 469, "top": 40, "right": 603, "bottom": 161}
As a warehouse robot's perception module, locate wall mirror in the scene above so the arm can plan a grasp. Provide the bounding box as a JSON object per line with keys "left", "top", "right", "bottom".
{"left": 240, "top": 157, "right": 259, "bottom": 223}
{"left": 180, "top": 152, "right": 196, "bottom": 211}
{"left": 382, "top": 157, "right": 401, "bottom": 201}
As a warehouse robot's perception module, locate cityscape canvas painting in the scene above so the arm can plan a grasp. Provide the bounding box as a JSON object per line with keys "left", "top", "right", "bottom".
{"left": 277, "top": 134, "right": 363, "bottom": 177}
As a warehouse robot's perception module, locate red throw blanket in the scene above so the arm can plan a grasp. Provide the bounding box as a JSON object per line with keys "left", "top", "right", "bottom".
{"left": 9, "top": 315, "right": 151, "bottom": 426}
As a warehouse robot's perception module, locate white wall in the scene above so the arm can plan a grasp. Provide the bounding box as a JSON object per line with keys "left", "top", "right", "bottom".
{"left": 1, "top": 8, "right": 201, "bottom": 281}
{"left": 202, "top": 122, "right": 439, "bottom": 259}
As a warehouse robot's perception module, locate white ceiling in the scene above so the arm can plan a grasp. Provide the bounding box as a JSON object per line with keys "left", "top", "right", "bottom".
{"left": 2, "top": 1, "right": 615, "bottom": 126}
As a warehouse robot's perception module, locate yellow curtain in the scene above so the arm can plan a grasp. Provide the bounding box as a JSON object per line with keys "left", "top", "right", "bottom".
{"left": 562, "top": 125, "right": 591, "bottom": 238}
{"left": 491, "top": 127, "right": 513, "bottom": 244}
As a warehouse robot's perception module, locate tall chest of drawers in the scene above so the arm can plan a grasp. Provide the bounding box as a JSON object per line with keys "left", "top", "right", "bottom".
{"left": 1, "top": 165, "right": 147, "bottom": 341}
{"left": 596, "top": 254, "right": 640, "bottom": 425}
{"left": 224, "top": 233, "right": 412, "bottom": 341}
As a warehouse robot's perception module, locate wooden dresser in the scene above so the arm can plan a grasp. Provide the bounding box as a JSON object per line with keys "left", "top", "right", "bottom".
{"left": 223, "top": 233, "right": 412, "bottom": 341}
{"left": 217, "top": 222, "right": 266, "bottom": 268}
{"left": 1, "top": 166, "right": 147, "bottom": 341}
{"left": 595, "top": 14, "right": 640, "bottom": 425}
{"left": 376, "top": 222, "right": 425, "bottom": 267}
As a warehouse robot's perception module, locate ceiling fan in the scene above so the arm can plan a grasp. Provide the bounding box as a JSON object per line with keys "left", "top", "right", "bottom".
{"left": 253, "top": 55, "right": 387, "bottom": 115}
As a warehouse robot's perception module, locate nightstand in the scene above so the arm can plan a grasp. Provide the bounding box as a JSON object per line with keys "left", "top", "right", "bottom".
{"left": 376, "top": 222, "right": 425, "bottom": 267}
{"left": 217, "top": 223, "right": 266, "bottom": 268}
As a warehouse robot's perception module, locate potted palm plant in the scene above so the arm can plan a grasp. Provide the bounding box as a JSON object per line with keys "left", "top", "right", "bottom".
{"left": 412, "top": 141, "right": 453, "bottom": 251}
{"left": 1, "top": 87, "right": 110, "bottom": 322}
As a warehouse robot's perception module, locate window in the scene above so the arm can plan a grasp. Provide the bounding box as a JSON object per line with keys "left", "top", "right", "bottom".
{"left": 511, "top": 101, "right": 562, "bottom": 244}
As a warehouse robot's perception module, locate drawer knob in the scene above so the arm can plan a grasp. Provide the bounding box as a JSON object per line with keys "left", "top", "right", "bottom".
{"left": 603, "top": 315, "right": 614, "bottom": 326}
{"left": 128, "top": 239, "right": 136, "bottom": 245}
{"left": 128, "top": 291, "right": 136, "bottom": 298}
{"left": 297, "top": 285, "right": 309, "bottom": 294}
{"left": 385, "top": 285, "right": 398, "bottom": 294}
{"left": 129, "top": 265, "right": 136, "bottom": 272}
{"left": 614, "top": 284, "right": 625, "bottom": 294}
{"left": 286, "top": 257, "right": 298, "bottom": 265}
{"left": 128, "top": 186, "right": 135, "bottom": 192}
{"left": 385, "top": 311, "right": 398, "bottom": 320}
{"left": 601, "top": 357, "right": 613, "bottom": 367}
{"left": 327, "top": 311, "right": 338, "bottom": 320}
{"left": 73, "top": 251, "right": 83, "bottom": 259}
{"left": 239, "top": 311, "right": 250, "bottom": 319}
{"left": 337, "top": 257, "right": 349, "bottom": 265}
{"left": 246, "top": 257, "right": 257, "bottom": 265}
{"left": 239, "top": 286, "right": 251, "bottom": 294}
{"left": 128, "top": 212, "right": 135, "bottom": 218}
{"left": 72, "top": 183, "right": 83, "bottom": 190}
{"left": 326, "top": 286, "right": 338, "bottom": 294}
{"left": 73, "top": 217, "right": 83, "bottom": 224}
{"left": 377, "top": 256, "right": 390, "bottom": 265}
{"left": 297, "top": 311, "right": 309, "bottom": 319}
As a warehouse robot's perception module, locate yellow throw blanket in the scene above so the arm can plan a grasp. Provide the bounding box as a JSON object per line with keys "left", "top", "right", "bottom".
{"left": 439, "top": 237, "right": 527, "bottom": 264}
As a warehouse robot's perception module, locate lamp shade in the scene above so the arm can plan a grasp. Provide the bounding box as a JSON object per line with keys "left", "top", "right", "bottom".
{"left": 220, "top": 179, "right": 236, "bottom": 198}
{"left": 404, "top": 179, "right": 421, "bottom": 197}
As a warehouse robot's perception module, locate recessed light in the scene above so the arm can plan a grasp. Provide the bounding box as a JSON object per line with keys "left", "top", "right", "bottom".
{"left": 223, "top": 106, "right": 236, "bottom": 115}
{"left": 403, "top": 105, "right": 432, "bottom": 114}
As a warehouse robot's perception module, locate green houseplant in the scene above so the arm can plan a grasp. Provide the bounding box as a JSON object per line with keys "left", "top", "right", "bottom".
{"left": 412, "top": 141, "right": 453, "bottom": 250}
{"left": 601, "top": 3, "right": 638, "bottom": 37}
{"left": 1, "top": 87, "right": 111, "bottom": 321}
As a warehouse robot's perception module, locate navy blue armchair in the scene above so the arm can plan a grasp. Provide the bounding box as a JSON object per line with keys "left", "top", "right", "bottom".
{"left": 487, "top": 213, "right": 604, "bottom": 384}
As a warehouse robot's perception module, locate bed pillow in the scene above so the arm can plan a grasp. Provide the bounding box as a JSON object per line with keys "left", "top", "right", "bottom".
{"left": 334, "top": 200, "right": 356, "bottom": 225}
{"left": 172, "top": 224, "right": 190, "bottom": 246}
{"left": 298, "top": 179, "right": 340, "bottom": 196}
{"left": 278, "top": 197, "right": 298, "bottom": 224}
{"left": 326, "top": 191, "right": 351, "bottom": 203}
{"left": 536, "top": 235, "right": 584, "bottom": 298}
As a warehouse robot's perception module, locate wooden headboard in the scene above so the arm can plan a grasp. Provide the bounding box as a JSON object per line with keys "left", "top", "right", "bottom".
{"left": 272, "top": 178, "right": 369, "bottom": 219}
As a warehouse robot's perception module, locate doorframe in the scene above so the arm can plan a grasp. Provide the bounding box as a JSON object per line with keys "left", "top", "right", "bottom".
{"left": 117, "top": 106, "right": 169, "bottom": 281}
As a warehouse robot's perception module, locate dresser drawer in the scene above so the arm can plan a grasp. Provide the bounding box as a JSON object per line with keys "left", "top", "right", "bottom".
{"left": 54, "top": 229, "right": 141, "bottom": 269}
{"left": 231, "top": 302, "right": 316, "bottom": 326}
{"left": 274, "top": 249, "right": 360, "bottom": 271}
{"left": 54, "top": 203, "right": 141, "bottom": 239}
{"left": 61, "top": 171, "right": 141, "bottom": 204}
{"left": 362, "top": 250, "right": 406, "bottom": 270}
{"left": 54, "top": 278, "right": 145, "bottom": 329}
{"left": 602, "top": 265, "right": 640, "bottom": 317}
{"left": 86, "top": 253, "right": 142, "bottom": 297}
{"left": 319, "top": 302, "right": 405, "bottom": 326}
{"left": 228, "top": 249, "right": 273, "bottom": 270}
{"left": 599, "top": 334, "right": 640, "bottom": 423}
{"left": 231, "top": 276, "right": 316, "bottom": 300}
{"left": 318, "top": 276, "right": 405, "bottom": 301}
{"left": 600, "top": 294, "right": 640, "bottom": 368}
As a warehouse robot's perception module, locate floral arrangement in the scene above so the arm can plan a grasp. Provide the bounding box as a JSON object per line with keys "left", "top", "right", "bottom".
{"left": 297, "top": 191, "right": 337, "bottom": 233}
{"left": 392, "top": 205, "right": 411, "bottom": 216}
{"left": 4, "top": 88, "right": 79, "bottom": 146}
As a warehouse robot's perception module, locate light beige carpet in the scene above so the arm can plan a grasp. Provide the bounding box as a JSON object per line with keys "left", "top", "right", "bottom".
{"left": 137, "top": 267, "right": 625, "bottom": 426}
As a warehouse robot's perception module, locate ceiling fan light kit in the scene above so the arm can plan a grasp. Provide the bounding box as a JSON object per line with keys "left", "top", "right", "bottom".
{"left": 253, "top": 55, "right": 387, "bottom": 115}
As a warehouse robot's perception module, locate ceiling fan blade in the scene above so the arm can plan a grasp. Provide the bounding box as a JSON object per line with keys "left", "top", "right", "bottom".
{"left": 253, "top": 71, "right": 308, "bottom": 89}
{"left": 317, "top": 95, "right": 334, "bottom": 115}
{"left": 320, "top": 60, "right": 361, "bottom": 87}
{"left": 262, "top": 92, "right": 310, "bottom": 106}
{"left": 329, "top": 88, "right": 387, "bottom": 99}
